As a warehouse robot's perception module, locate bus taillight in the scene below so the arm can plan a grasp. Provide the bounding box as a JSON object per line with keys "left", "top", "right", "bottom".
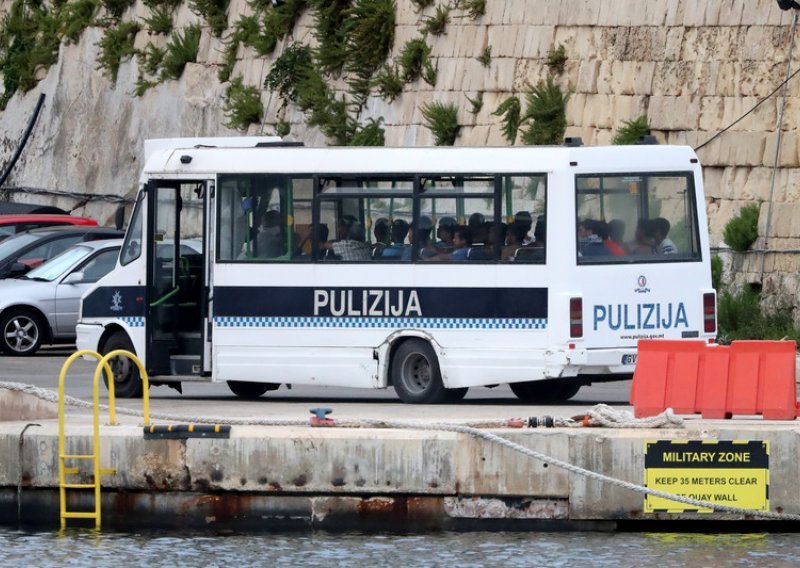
{"left": 569, "top": 297, "right": 583, "bottom": 338}
{"left": 703, "top": 292, "right": 716, "bottom": 333}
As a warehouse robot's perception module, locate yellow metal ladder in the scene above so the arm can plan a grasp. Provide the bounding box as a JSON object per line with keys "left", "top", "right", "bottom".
{"left": 58, "top": 349, "right": 150, "bottom": 529}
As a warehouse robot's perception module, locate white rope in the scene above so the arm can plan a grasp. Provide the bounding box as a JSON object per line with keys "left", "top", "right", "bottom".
{"left": 2, "top": 381, "right": 797, "bottom": 521}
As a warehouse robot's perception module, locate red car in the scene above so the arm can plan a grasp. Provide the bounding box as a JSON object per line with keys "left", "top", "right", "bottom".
{"left": 0, "top": 214, "right": 98, "bottom": 242}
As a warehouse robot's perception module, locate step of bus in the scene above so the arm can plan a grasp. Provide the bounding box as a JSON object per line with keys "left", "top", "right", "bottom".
{"left": 169, "top": 355, "right": 201, "bottom": 376}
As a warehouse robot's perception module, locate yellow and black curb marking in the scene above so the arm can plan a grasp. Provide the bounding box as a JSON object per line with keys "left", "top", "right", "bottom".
{"left": 144, "top": 424, "right": 231, "bottom": 440}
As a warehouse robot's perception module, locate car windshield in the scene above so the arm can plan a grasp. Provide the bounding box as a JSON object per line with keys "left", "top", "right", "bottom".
{"left": 24, "top": 245, "right": 93, "bottom": 281}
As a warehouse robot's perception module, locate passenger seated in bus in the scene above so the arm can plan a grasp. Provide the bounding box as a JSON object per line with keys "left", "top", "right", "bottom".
{"left": 402, "top": 216, "right": 437, "bottom": 260}
{"left": 604, "top": 219, "right": 626, "bottom": 256}
{"left": 468, "top": 213, "right": 488, "bottom": 244}
{"left": 648, "top": 217, "right": 677, "bottom": 255}
{"left": 255, "top": 209, "right": 285, "bottom": 258}
{"left": 450, "top": 226, "right": 472, "bottom": 261}
{"left": 578, "top": 219, "right": 612, "bottom": 257}
{"left": 513, "top": 217, "right": 545, "bottom": 262}
{"left": 514, "top": 211, "right": 533, "bottom": 244}
{"left": 436, "top": 216, "right": 456, "bottom": 249}
{"left": 372, "top": 217, "right": 390, "bottom": 257}
{"left": 321, "top": 215, "right": 371, "bottom": 261}
{"left": 381, "top": 219, "right": 409, "bottom": 259}
{"left": 630, "top": 219, "right": 654, "bottom": 254}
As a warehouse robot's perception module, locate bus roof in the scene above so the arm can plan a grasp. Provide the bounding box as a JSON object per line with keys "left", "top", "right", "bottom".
{"left": 141, "top": 141, "right": 700, "bottom": 178}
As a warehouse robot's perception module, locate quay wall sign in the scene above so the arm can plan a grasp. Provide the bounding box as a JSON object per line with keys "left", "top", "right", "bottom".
{"left": 644, "top": 440, "right": 769, "bottom": 513}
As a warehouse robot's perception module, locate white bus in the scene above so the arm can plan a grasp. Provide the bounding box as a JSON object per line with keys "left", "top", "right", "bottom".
{"left": 77, "top": 137, "right": 716, "bottom": 403}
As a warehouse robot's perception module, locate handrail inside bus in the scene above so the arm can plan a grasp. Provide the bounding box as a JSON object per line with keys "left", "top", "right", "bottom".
{"left": 150, "top": 286, "right": 180, "bottom": 307}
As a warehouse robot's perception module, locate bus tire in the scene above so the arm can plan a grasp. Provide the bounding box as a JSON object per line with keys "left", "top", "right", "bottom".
{"left": 509, "top": 379, "right": 580, "bottom": 403}
{"left": 0, "top": 309, "right": 45, "bottom": 356}
{"left": 444, "top": 387, "right": 469, "bottom": 402}
{"left": 391, "top": 339, "right": 447, "bottom": 404}
{"left": 227, "top": 381, "right": 279, "bottom": 399}
{"left": 101, "top": 330, "right": 144, "bottom": 399}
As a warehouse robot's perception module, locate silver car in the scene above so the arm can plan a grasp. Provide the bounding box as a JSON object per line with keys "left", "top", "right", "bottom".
{"left": 0, "top": 239, "right": 122, "bottom": 355}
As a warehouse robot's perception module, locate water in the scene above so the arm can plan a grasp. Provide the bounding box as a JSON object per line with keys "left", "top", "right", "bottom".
{"left": 0, "top": 529, "right": 798, "bottom": 567}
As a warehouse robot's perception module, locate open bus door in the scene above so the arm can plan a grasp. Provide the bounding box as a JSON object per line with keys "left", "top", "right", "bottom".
{"left": 145, "top": 179, "right": 210, "bottom": 378}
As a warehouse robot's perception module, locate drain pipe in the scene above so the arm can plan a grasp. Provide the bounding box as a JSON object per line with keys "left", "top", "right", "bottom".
{"left": 0, "top": 93, "right": 46, "bottom": 189}
{"left": 17, "top": 423, "right": 40, "bottom": 525}
{"left": 762, "top": 13, "right": 798, "bottom": 279}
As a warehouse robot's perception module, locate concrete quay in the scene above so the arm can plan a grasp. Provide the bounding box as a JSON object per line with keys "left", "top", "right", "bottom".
{"left": 2, "top": 386, "right": 799, "bottom": 531}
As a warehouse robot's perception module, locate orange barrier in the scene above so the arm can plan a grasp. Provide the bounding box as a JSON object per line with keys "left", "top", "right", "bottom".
{"left": 631, "top": 339, "right": 799, "bottom": 420}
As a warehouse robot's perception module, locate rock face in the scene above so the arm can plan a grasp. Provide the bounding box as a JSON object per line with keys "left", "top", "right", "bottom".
{"left": 0, "top": 0, "right": 799, "bottom": 311}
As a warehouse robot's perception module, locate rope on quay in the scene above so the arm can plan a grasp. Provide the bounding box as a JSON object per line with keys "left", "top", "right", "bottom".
{"left": 2, "top": 381, "right": 798, "bottom": 521}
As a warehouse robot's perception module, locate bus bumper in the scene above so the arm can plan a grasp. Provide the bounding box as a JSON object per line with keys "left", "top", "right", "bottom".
{"left": 76, "top": 323, "right": 104, "bottom": 356}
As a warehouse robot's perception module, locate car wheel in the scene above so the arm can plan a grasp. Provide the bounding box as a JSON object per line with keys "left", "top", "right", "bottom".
{"left": 101, "top": 330, "right": 144, "bottom": 398}
{"left": 227, "top": 381, "right": 279, "bottom": 399}
{"left": 510, "top": 379, "right": 581, "bottom": 402}
{"left": 391, "top": 339, "right": 448, "bottom": 404}
{"left": 0, "top": 309, "right": 45, "bottom": 356}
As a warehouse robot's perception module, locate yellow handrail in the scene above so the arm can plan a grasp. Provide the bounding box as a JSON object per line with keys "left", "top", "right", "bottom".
{"left": 58, "top": 348, "right": 150, "bottom": 529}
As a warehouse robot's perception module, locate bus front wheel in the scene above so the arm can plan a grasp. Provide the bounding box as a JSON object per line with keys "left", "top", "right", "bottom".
{"left": 391, "top": 339, "right": 452, "bottom": 404}
{"left": 227, "top": 381, "right": 279, "bottom": 399}
{"left": 509, "top": 379, "right": 581, "bottom": 403}
{"left": 101, "top": 330, "right": 144, "bottom": 399}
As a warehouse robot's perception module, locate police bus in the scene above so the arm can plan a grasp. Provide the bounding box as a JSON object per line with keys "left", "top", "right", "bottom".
{"left": 76, "top": 137, "right": 716, "bottom": 403}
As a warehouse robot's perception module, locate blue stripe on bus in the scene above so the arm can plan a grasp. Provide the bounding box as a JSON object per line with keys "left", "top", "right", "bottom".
{"left": 213, "top": 316, "right": 547, "bottom": 330}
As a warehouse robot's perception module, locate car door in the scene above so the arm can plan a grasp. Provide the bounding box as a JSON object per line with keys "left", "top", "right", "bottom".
{"left": 54, "top": 247, "right": 121, "bottom": 335}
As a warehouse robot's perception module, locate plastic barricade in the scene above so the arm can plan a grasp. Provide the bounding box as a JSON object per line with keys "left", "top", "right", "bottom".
{"left": 630, "top": 339, "right": 798, "bottom": 420}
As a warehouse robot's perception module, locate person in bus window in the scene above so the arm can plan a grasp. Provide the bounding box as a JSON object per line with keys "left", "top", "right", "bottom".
{"left": 604, "top": 219, "right": 626, "bottom": 256}
{"left": 468, "top": 212, "right": 488, "bottom": 244}
{"left": 578, "top": 219, "right": 611, "bottom": 257}
{"left": 321, "top": 215, "right": 371, "bottom": 261}
{"left": 372, "top": 217, "right": 390, "bottom": 257}
{"left": 256, "top": 209, "right": 285, "bottom": 258}
{"left": 381, "top": 219, "right": 409, "bottom": 259}
{"left": 630, "top": 218, "right": 654, "bottom": 254}
{"left": 514, "top": 211, "right": 533, "bottom": 244}
{"left": 436, "top": 216, "right": 456, "bottom": 249}
{"left": 444, "top": 226, "right": 472, "bottom": 261}
{"left": 403, "top": 216, "right": 437, "bottom": 261}
{"left": 649, "top": 217, "right": 677, "bottom": 255}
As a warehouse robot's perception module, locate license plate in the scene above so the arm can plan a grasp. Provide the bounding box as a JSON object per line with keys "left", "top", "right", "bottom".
{"left": 622, "top": 354, "right": 637, "bottom": 365}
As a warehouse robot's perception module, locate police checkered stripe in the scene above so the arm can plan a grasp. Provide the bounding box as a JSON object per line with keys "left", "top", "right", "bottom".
{"left": 120, "top": 316, "right": 145, "bottom": 327}
{"left": 214, "top": 316, "right": 547, "bottom": 329}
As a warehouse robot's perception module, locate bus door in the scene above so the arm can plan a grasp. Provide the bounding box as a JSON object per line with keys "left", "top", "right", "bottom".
{"left": 145, "top": 179, "right": 210, "bottom": 377}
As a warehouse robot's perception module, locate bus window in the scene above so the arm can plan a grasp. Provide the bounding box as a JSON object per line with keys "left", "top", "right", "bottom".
{"left": 575, "top": 173, "right": 700, "bottom": 264}
{"left": 217, "top": 174, "right": 312, "bottom": 262}
{"left": 500, "top": 175, "right": 546, "bottom": 263}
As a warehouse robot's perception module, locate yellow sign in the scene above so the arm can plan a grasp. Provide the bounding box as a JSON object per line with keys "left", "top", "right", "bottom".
{"left": 644, "top": 440, "right": 769, "bottom": 513}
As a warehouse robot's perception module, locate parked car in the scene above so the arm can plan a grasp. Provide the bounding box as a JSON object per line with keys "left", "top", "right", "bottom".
{"left": 0, "top": 226, "right": 124, "bottom": 279}
{"left": 0, "top": 239, "right": 123, "bottom": 355}
{"left": 0, "top": 214, "right": 98, "bottom": 242}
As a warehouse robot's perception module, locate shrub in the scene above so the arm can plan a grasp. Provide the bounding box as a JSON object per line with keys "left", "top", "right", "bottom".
{"left": 723, "top": 203, "right": 759, "bottom": 252}
{"left": 349, "top": 117, "right": 385, "bottom": 146}
{"left": 259, "top": 0, "right": 308, "bottom": 55}
{"left": 422, "top": 100, "right": 459, "bottom": 146}
{"left": 492, "top": 96, "right": 521, "bottom": 144}
{"left": 344, "top": 0, "right": 395, "bottom": 79}
{"left": 717, "top": 286, "right": 800, "bottom": 344}
{"left": 410, "top": 0, "right": 434, "bottom": 10}
{"left": 275, "top": 118, "right": 290, "bottom": 137}
{"left": 144, "top": 5, "right": 173, "bottom": 35}
{"left": 160, "top": 25, "right": 201, "bottom": 80}
{"left": 422, "top": 4, "right": 449, "bottom": 36}
{"left": 476, "top": 45, "right": 491, "bottom": 67}
{"left": 372, "top": 64, "right": 404, "bottom": 101}
{"left": 59, "top": 0, "right": 100, "bottom": 43}
{"left": 455, "top": 0, "right": 485, "bottom": 19}
{"left": 102, "top": 0, "right": 135, "bottom": 19}
{"left": 97, "top": 21, "right": 140, "bottom": 82}
{"left": 466, "top": 91, "right": 482, "bottom": 115}
{"left": 711, "top": 254, "right": 723, "bottom": 292}
{"left": 264, "top": 43, "right": 315, "bottom": 106}
{"left": 224, "top": 76, "right": 263, "bottom": 130}
{"left": 141, "top": 42, "right": 165, "bottom": 75}
{"left": 189, "top": 0, "right": 229, "bottom": 38}
{"left": 398, "top": 37, "right": 433, "bottom": 83}
{"left": 218, "top": 39, "right": 238, "bottom": 82}
{"left": 612, "top": 115, "right": 650, "bottom": 145}
{"left": 546, "top": 43, "right": 567, "bottom": 74}
{"left": 309, "top": 0, "right": 350, "bottom": 74}
{"left": 520, "top": 76, "right": 569, "bottom": 145}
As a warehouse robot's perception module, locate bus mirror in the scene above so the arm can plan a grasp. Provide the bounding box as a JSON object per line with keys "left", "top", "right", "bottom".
{"left": 114, "top": 205, "right": 126, "bottom": 230}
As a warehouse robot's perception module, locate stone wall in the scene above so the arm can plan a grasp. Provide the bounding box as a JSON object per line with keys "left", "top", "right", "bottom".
{"left": 1, "top": 0, "right": 799, "bottom": 308}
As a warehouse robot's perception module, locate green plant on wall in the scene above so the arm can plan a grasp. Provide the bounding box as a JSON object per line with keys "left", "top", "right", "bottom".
{"left": 492, "top": 96, "right": 521, "bottom": 144}
{"left": 310, "top": 0, "right": 351, "bottom": 74}
{"left": 224, "top": 76, "right": 263, "bottom": 130}
{"left": 476, "top": 45, "right": 491, "bottom": 67}
{"left": 189, "top": 0, "right": 230, "bottom": 38}
{"left": 546, "top": 43, "right": 567, "bottom": 74}
{"left": 144, "top": 5, "right": 174, "bottom": 35}
{"left": 455, "top": 0, "right": 485, "bottom": 19}
{"left": 520, "top": 76, "right": 569, "bottom": 145}
{"left": 723, "top": 203, "right": 760, "bottom": 252}
{"left": 711, "top": 254, "right": 723, "bottom": 291}
{"left": 349, "top": 117, "right": 385, "bottom": 146}
{"left": 399, "top": 37, "right": 435, "bottom": 85}
{"left": 373, "top": 63, "right": 403, "bottom": 101}
{"left": 466, "top": 91, "right": 482, "bottom": 115}
{"left": 59, "top": 0, "right": 100, "bottom": 43}
{"left": 422, "top": 4, "right": 449, "bottom": 36}
{"left": 344, "top": 0, "right": 395, "bottom": 79}
{"left": 411, "top": 0, "right": 434, "bottom": 10}
{"left": 97, "top": 21, "right": 141, "bottom": 82}
{"left": 260, "top": 0, "right": 309, "bottom": 55}
{"left": 102, "top": 0, "right": 135, "bottom": 19}
{"left": 160, "top": 25, "right": 201, "bottom": 80}
{"left": 422, "top": 100, "right": 460, "bottom": 146}
{"left": 612, "top": 115, "right": 650, "bottom": 145}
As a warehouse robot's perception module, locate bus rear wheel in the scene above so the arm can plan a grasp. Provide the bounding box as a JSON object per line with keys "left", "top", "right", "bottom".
{"left": 391, "top": 339, "right": 452, "bottom": 404}
{"left": 227, "top": 381, "right": 279, "bottom": 399}
{"left": 510, "top": 379, "right": 581, "bottom": 403}
{"left": 101, "top": 330, "right": 143, "bottom": 399}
